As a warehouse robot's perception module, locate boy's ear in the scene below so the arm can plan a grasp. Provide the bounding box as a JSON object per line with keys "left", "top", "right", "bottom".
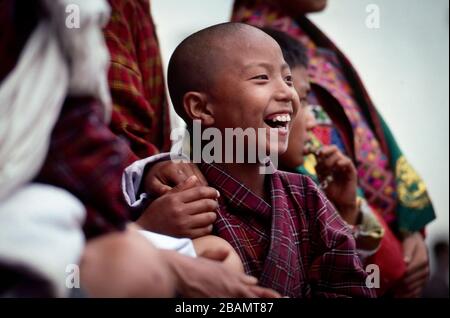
{"left": 183, "top": 92, "right": 215, "bottom": 126}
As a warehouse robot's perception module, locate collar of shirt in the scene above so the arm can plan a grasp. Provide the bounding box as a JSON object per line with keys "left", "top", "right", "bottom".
{"left": 198, "top": 162, "right": 272, "bottom": 223}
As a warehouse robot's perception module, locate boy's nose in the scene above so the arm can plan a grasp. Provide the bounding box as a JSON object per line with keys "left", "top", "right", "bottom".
{"left": 274, "top": 80, "right": 295, "bottom": 103}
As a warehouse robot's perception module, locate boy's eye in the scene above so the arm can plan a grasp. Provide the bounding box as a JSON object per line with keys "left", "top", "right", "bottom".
{"left": 251, "top": 74, "right": 269, "bottom": 80}
{"left": 285, "top": 75, "right": 294, "bottom": 86}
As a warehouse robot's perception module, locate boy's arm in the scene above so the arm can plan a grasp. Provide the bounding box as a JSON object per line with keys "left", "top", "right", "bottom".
{"left": 306, "top": 179, "right": 376, "bottom": 298}
{"left": 122, "top": 154, "right": 207, "bottom": 209}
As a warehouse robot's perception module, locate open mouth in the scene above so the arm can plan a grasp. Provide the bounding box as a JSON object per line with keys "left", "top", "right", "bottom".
{"left": 264, "top": 114, "right": 291, "bottom": 129}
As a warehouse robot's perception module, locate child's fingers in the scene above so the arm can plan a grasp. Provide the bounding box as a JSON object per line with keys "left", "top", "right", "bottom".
{"left": 170, "top": 175, "right": 200, "bottom": 193}
{"left": 185, "top": 199, "right": 219, "bottom": 215}
{"left": 188, "top": 225, "right": 214, "bottom": 239}
{"left": 317, "top": 153, "right": 340, "bottom": 172}
{"left": 162, "top": 162, "right": 193, "bottom": 186}
{"left": 317, "top": 145, "right": 339, "bottom": 158}
{"left": 179, "top": 186, "right": 220, "bottom": 203}
{"left": 336, "top": 157, "right": 355, "bottom": 173}
{"left": 146, "top": 176, "right": 173, "bottom": 196}
{"left": 187, "top": 211, "right": 217, "bottom": 228}
{"left": 188, "top": 163, "right": 209, "bottom": 186}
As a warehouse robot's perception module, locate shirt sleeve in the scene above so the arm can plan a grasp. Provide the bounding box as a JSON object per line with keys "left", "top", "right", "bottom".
{"left": 122, "top": 152, "right": 190, "bottom": 209}
{"left": 37, "top": 96, "right": 138, "bottom": 238}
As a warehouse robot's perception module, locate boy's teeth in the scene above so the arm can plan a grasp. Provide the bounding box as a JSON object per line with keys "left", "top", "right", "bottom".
{"left": 272, "top": 114, "right": 291, "bottom": 123}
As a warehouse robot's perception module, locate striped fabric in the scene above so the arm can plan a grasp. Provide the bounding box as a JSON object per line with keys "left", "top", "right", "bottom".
{"left": 104, "top": 0, "right": 171, "bottom": 158}
{"left": 199, "top": 163, "right": 375, "bottom": 298}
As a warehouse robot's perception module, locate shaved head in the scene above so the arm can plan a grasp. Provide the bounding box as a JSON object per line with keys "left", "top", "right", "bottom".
{"left": 168, "top": 22, "right": 279, "bottom": 121}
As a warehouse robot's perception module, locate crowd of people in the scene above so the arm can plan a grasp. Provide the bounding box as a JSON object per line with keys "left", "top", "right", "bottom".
{"left": 0, "top": 0, "right": 442, "bottom": 298}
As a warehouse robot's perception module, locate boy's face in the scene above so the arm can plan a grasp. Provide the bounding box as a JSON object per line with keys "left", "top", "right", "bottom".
{"left": 280, "top": 66, "right": 316, "bottom": 169}
{"left": 207, "top": 31, "right": 298, "bottom": 158}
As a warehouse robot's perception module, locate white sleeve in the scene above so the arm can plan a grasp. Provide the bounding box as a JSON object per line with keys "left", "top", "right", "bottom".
{"left": 121, "top": 152, "right": 190, "bottom": 209}
{"left": 0, "top": 184, "right": 86, "bottom": 297}
{"left": 139, "top": 230, "right": 196, "bottom": 258}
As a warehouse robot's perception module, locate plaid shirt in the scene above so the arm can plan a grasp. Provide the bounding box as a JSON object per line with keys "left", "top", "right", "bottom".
{"left": 199, "top": 163, "right": 376, "bottom": 298}
{"left": 37, "top": 97, "right": 137, "bottom": 238}
{"left": 104, "top": 0, "right": 171, "bottom": 158}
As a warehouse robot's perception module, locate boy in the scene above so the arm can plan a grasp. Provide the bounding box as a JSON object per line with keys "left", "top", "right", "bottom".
{"left": 0, "top": 0, "right": 277, "bottom": 298}
{"left": 165, "top": 22, "right": 375, "bottom": 298}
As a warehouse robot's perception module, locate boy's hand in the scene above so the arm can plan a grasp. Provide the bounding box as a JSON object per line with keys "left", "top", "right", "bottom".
{"left": 395, "top": 233, "right": 430, "bottom": 298}
{"left": 137, "top": 176, "right": 220, "bottom": 238}
{"left": 315, "top": 145, "right": 359, "bottom": 224}
{"left": 145, "top": 160, "right": 208, "bottom": 196}
{"left": 161, "top": 250, "right": 282, "bottom": 298}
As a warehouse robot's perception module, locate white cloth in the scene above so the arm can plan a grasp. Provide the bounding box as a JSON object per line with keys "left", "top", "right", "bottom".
{"left": 122, "top": 152, "right": 185, "bottom": 208}
{"left": 139, "top": 231, "right": 196, "bottom": 258}
{"left": 0, "top": 22, "right": 68, "bottom": 202}
{"left": 0, "top": 0, "right": 111, "bottom": 201}
{"left": 0, "top": 184, "right": 86, "bottom": 297}
{"left": 41, "top": 0, "right": 112, "bottom": 118}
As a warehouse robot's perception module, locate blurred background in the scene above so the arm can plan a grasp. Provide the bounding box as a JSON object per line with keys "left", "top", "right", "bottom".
{"left": 151, "top": 0, "right": 449, "bottom": 258}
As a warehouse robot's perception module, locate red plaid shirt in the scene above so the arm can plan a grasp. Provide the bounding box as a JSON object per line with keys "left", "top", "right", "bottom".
{"left": 104, "top": 0, "right": 171, "bottom": 158}
{"left": 199, "top": 163, "right": 376, "bottom": 298}
{"left": 37, "top": 97, "right": 137, "bottom": 238}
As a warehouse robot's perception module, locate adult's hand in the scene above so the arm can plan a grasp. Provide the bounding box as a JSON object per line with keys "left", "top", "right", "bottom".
{"left": 136, "top": 175, "right": 219, "bottom": 238}
{"left": 145, "top": 160, "right": 208, "bottom": 196}
{"left": 161, "top": 250, "right": 281, "bottom": 298}
{"left": 395, "top": 232, "right": 430, "bottom": 298}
